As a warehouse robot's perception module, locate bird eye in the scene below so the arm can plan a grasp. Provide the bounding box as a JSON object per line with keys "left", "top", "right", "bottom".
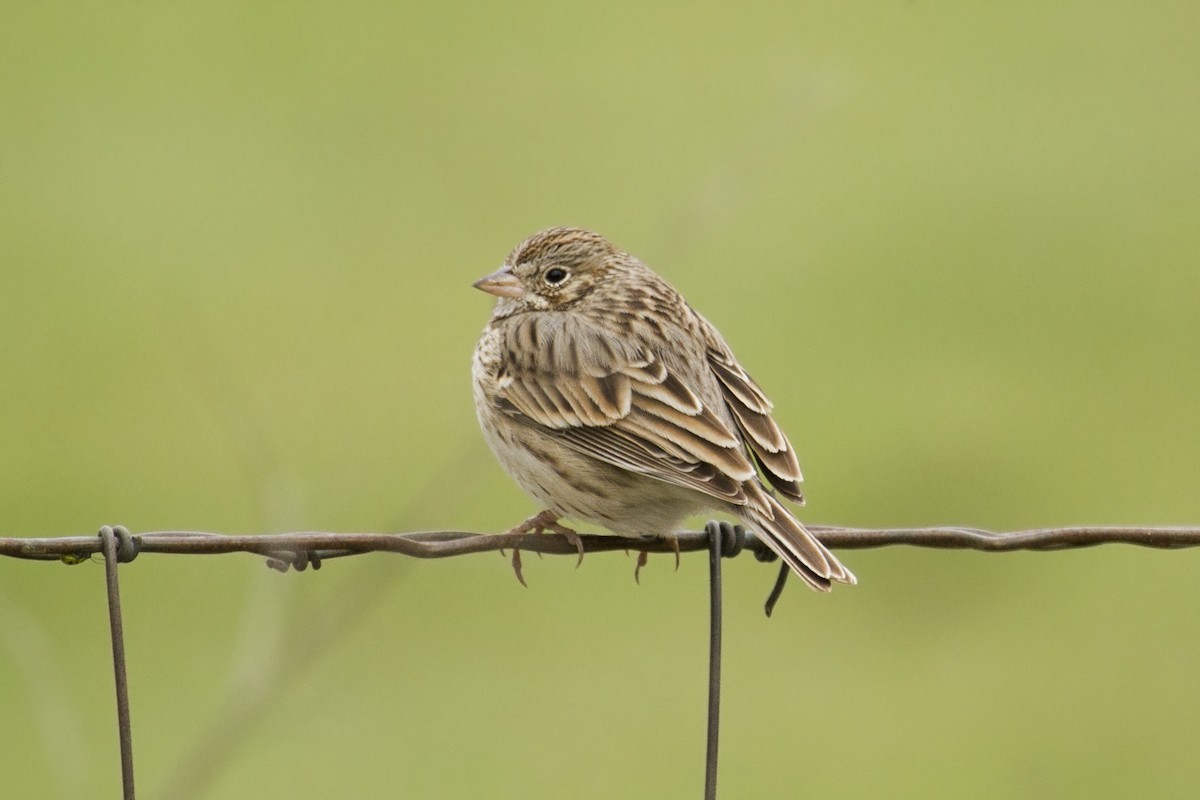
{"left": 544, "top": 267, "right": 568, "bottom": 285}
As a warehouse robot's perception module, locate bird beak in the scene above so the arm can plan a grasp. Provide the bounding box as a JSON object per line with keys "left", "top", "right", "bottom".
{"left": 472, "top": 266, "right": 524, "bottom": 299}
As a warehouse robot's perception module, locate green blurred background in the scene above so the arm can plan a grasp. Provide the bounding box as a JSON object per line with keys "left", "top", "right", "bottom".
{"left": 2, "top": 2, "right": 1199, "bottom": 797}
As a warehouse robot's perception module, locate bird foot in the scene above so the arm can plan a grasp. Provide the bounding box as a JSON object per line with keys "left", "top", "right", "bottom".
{"left": 502, "top": 510, "right": 585, "bottom": 586}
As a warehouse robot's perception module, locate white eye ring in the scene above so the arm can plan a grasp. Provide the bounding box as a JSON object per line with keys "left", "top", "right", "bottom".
{"left": 544, "top": 267, "right": 569, "bottom": 285}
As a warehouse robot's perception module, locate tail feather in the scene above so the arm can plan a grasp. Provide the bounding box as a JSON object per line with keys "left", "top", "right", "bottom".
{"left": 736, "top": 494, "right": 856, "bottom": 592}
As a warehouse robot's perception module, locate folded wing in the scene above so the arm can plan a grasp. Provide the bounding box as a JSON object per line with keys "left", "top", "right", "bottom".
{"left": 493, "top": 314, "right": 771, "bottom": 513}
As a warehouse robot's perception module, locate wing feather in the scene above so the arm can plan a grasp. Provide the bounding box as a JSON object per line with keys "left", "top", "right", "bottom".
{"left": 702, "top": 328, "right": 806, "bottom": 503}
{"left": 494, "top": 314, "right": 761, "bottom": 508}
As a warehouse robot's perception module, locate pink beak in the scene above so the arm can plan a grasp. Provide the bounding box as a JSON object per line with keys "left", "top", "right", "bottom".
{"left": 472, "top": 267, "right": 524, "bottom": 299}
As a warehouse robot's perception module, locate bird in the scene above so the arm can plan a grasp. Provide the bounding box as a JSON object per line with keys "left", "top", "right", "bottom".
{"left": 471, "top": 227, "right": 855, "bottom": 592}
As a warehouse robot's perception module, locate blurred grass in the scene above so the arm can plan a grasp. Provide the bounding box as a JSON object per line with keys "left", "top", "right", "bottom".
{"left": 2, "top": 1, "right": 1199, "bottom": 797}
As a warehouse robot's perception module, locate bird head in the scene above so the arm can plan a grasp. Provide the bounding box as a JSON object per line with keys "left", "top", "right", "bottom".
{"left": 473, "top": 227, "right": 621, "bottom": 316}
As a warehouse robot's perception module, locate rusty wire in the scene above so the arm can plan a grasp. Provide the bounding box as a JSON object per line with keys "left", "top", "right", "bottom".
{"left": 6, "top": 524, "right": 1200, "bottom": 565}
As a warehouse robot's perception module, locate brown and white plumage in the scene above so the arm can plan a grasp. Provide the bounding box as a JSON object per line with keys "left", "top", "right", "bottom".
{"left": 472, "top": 227, "right": 855, "bottom": 591}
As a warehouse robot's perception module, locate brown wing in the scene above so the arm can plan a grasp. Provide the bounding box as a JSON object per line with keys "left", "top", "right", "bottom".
{"left": 493, "top": 313, "right": 771, "bottom": 512}
{"left": 698, "top": 318, "right": 806, "bottom": 504}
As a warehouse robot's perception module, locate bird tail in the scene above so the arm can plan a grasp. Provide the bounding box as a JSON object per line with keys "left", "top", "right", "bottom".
{"left": 735, "top": 494, "right": 856, "bottom": 592}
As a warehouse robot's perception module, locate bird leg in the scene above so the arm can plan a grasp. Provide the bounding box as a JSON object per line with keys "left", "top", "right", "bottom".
{"left": 502, "top": 510, "right": 585, "bottom": 585}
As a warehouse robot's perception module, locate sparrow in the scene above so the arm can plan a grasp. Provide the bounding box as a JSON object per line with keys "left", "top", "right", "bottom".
{"left": 472, "top": 227, "right": 855, "bottom": 591}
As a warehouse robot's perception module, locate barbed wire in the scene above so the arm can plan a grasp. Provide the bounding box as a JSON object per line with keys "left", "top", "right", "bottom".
{"left": 4, "top": 524, "right": 1200, "bottom": 565}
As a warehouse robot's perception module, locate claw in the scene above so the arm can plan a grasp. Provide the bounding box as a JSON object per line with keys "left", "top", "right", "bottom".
{"left": 665, "top": 533, "right": 681, "bottom": 571}
{"left": 634, "top": 550, "right": 649, "bottom": 584}
{"left": 510, "top": 548, "right": 527, "bottom": 588}
{"left": 549, "top": 523, "right": 585, "bottom": 567}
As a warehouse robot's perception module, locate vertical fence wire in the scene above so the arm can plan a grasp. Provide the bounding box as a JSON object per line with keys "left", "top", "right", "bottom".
{"left": 99, "top": 526, "right": 136, "bottom": 800}
{"left": 704, "top": 521, "right": 724, "bottom": 800}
